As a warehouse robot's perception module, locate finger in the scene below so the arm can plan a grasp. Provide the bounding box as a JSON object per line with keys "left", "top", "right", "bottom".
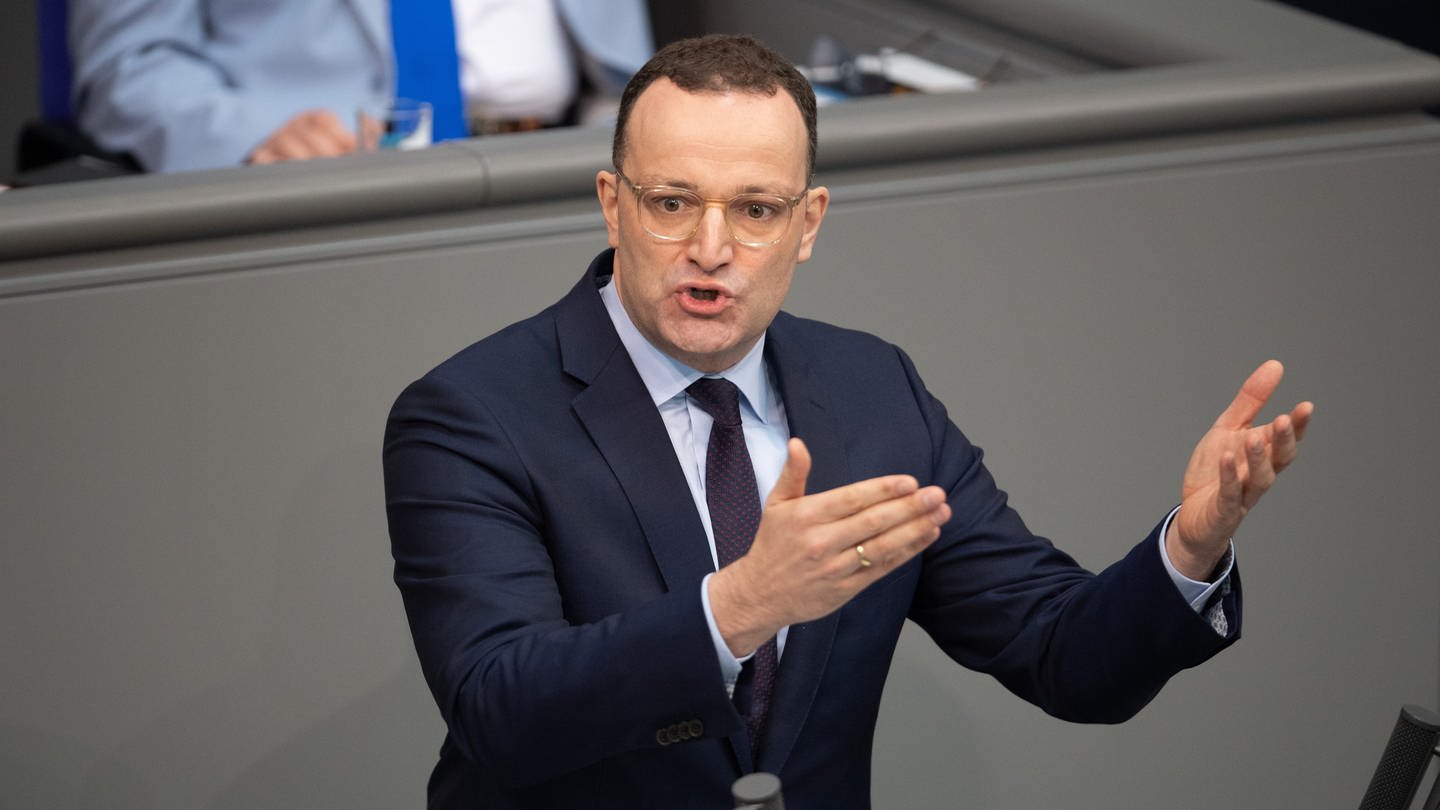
{"left": 1216, "top": 449, "right": 1243, "bottom": 524}
{"left": 1213, "top": 359, "right": 1284, "bottom": 431}
{"left": 800, "top": 473, "right": 921, "bottom": 524}
{"left": 843, "top": 502, "right": 947, "bottom": 574}
{"left": 851, "top": 543, "right": 875, "bottom": 573}
{"left": 289, "top": 124, "right": 348, "bottom": 159}
{"left": 767, "top": 438, "right": 812, "bottom": 505}
{"left": 257, "top": 112, "right": 352, "bottom": 162}
{"left": 248, "top": 128, "right": 299, "bottom": 164}
{"left": 257, "top": 129, "right": 307, "bottom": 162}
{"left": 302, "top": 111, "right": 357, "bottom": 155}
{"left": 258, "top": 135, "right": 301, "bottom": 162}
{"left": 358, "top": 113, "right": 383, "bottom": 149}
{"left": 1242, "top": 432, "right": 1275, "bottom": 508}
{"left": 827, "top": 485, "right": 947, "bottom": 548}
{"left": 1290, "top": 401, "right": 1315, "bottom": 442}
{"left": 292, "top": 129, "right": 347, "bottom": 158}
{"left": 1269, "top": 413, "right": 1299, "bottom": 472}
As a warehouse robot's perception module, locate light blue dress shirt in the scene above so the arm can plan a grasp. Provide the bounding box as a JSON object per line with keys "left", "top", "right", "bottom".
{"left": 599, "top": 280, "right": 1231, "bottom": 692}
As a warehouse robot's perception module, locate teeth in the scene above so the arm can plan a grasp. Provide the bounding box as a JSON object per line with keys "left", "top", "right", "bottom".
{"left": 689, "top": 288, "right": 719, "bottom": 301}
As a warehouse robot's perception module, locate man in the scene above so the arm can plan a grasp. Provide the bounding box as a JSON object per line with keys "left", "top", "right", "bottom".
{"left": 67, "top": 0, "right": 651, "bottom": 172}
{"left": 383, "top": 34, "right": 1312, "bottom": 809}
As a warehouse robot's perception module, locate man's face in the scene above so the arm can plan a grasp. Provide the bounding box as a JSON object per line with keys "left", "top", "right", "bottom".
{"left": 597, "top": 79, "right": 829, "bottom": 373}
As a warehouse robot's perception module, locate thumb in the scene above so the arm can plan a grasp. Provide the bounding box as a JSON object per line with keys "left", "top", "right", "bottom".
{"left": 767, "top": 437, "right": 811, "bottom": 505}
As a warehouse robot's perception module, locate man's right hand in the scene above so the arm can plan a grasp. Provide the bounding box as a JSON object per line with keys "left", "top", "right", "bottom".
{"left": 247, "top": 110, "right": 356, "bottom": 164}
{"left": 707, "top": 438, "right": 951, "bottom": 657}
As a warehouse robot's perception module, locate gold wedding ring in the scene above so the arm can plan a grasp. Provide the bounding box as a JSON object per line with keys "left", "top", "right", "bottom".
{"left": 854, "top": 544, "right": 873, "bottom": 569}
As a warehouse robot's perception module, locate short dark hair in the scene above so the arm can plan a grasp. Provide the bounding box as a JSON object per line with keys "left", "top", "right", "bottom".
{"left": 612, "top": 34, "right": 818, "bottom": 179}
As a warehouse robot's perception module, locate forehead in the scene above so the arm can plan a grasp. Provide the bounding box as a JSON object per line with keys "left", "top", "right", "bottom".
{"left": 622, "top": 79, "right": 808, "bottom": 187}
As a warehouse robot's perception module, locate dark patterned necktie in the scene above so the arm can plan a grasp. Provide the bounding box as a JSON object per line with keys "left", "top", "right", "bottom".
{"left": 686, "top": 377, "right": 779, "bottom": 757}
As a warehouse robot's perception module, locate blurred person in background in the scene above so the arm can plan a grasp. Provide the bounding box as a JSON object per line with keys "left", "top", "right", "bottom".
{"left": 67, "top": 0, "right": 652, "bottom": 173}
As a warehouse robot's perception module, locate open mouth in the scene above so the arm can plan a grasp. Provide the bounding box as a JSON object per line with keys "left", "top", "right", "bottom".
{"left": 687, "top": 288, "right": 720, "bottom": 302}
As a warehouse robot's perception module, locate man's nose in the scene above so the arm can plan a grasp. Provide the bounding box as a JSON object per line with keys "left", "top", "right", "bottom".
{"left": 686, "top": 204, "right": 733, "bottom": 269}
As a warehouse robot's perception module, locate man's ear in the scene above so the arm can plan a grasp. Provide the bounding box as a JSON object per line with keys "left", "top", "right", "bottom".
{"left": 796, "top": 186, "right": 830, "bottom": 264}
{"left": 597, "top": 170, "right": 621, "bottom": 249}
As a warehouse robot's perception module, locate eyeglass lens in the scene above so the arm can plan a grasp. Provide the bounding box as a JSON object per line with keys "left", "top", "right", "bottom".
{"left": 637, "top": 189, "right": 794, "bottom": 245}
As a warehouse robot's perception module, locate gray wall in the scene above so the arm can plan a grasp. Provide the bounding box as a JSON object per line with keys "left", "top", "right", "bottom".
{"left": 835, "top": 126, "right": 1440, "bottom": 809}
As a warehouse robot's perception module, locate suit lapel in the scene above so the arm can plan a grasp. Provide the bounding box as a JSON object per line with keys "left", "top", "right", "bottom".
{"left": 559, "top": 253, "right": 716, "bottom": 596}
{"left": 756, "top": 314, "right": 849, "bottom": 775}
{"left": 558, "top": 254, "right": 751, "bottom": 768}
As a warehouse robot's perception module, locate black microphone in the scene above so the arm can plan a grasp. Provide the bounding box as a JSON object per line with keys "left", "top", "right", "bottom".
{"left": 1359, "top": 704, "right": 1440, "bottom": 810}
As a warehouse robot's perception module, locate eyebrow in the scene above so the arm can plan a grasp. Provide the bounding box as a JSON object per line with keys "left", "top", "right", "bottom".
{"left": 637, "top": 177, "right": 800, "bottom": 197}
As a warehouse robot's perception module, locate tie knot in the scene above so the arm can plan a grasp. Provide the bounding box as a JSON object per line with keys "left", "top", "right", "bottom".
{"left": 687, "top": 377, "right": 743, "bottom": 427}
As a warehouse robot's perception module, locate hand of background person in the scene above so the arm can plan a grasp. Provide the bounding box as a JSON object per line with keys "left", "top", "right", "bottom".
{"left": 247, "top": 110, "right": 356, "bottom": 164}
{"left": 707, "top": 438, "right": 951, "bottom": 656}
{"left": 1166, "top": 360, "right": 1314, "bottom": 580}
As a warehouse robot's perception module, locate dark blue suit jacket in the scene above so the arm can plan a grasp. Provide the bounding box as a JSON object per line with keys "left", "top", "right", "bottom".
{"left": 383, "top": 250, "right": 1241, "bottom": 809}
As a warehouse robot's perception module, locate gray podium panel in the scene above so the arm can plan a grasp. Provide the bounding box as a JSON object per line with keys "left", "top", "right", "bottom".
{"left": 0, "top": 214, "right": 602, "bottom": 807}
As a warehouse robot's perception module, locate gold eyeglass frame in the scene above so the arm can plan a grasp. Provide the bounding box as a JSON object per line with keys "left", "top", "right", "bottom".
{"left": 614, "top": 169, "right": 808, "bottom": 248}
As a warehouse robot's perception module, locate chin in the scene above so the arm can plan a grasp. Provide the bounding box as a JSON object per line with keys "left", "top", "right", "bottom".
{"left": 670, "top": 340, "right": 742, "bottom": 371}
{"left": 665, "top": 326, "right": 734, "bottom": 354}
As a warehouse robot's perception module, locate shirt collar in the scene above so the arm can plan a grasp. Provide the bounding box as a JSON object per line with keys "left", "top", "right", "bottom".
{"left": 600, "top": 278, "right": 775, "bottom": 421}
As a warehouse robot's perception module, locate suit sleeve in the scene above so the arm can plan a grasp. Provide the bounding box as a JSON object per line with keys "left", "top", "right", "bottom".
{"left": 383, "top": 371, "right": 742, "bottom": 786}
{"left": 896, "top": 347, "right": 1241, "bottom": 723}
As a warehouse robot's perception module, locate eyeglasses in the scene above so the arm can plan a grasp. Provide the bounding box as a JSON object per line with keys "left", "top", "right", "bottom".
{"left": 614, "top": 169, "right": 808, "bottom": 248}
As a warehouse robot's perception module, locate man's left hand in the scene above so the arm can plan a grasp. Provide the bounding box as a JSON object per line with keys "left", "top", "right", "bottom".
{"left": 1167, "top": 359, "right": 1314, "bottom": 580}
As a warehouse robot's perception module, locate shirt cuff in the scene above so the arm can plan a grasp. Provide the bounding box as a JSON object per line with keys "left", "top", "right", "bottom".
{"left": 700, "top": 573, "right": 745, "bottom": 695}
{"left": 1158, "top": 505, "right": 1235, "bottom": 612}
